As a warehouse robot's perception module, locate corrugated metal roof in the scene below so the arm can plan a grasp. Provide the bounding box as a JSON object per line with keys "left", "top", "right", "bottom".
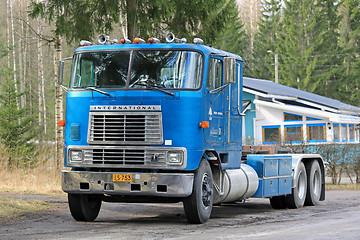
{"left": 243, "top": 77, "right": 360, "bottom": 114}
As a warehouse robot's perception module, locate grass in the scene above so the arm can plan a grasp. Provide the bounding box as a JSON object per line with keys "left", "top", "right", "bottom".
{"left": 326, "top": 183, "right": 360, "bottom": 190}
{"left": 0, "top": 166, "right": 65, "bottom": 196}
{"left": 0, "top": 145, "right": 66, "bottom": 196}
{"left": 0, "top": 197, "right": 50, "bottom": 219}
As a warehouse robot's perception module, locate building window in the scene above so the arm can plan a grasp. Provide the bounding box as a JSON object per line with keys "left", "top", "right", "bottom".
{"left": 262, "top": 125, "right": 281, "bottom": 144}
{"left": 284, "top": 112, "right": 302, "bottom": 122}
{"left": 307, "top": 123, "right": 326, "bottom": 143}
{"left": 341, "top": 124, "right": 348, "bottom": 142}
{"left": 333, "top": 123, "right": 340, "bottom": 142}
{"left": 285, "top": 124, "right": 303, "bottom": 143}
{"left": 349, "top": 124, "right": 355, "bottom": 142}
{"left": 306, "top": 116, "right": 321, "bottom": 121}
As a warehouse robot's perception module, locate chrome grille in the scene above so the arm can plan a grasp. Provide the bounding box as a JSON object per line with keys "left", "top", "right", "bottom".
{"left": 83, "top": 148, "right": 166, "bottom": 166}
{"left": 88, "top": 112, "right": 163, "bottom": 145}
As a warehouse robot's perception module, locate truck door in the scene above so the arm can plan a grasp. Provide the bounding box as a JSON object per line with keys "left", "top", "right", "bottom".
{"left": 223, "top": 62, "right": 242, "bottom": 145}
{"left": 204, "top": 57, "right": 225, "bottom": 145}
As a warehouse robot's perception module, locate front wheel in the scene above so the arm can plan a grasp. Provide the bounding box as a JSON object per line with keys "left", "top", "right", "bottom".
{"left": 286, "top": 161, "right": 307, "bottom": 209}
{"left": 183, "top": 160, "right": 213, "bottom": 224}
{"left": 68, "top": 193, "right": 102, "bottom": 221}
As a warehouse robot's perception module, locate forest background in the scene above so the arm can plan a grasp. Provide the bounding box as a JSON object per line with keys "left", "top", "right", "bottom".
{"left": 0, "top": 0, "right": 359, "bottom": 176}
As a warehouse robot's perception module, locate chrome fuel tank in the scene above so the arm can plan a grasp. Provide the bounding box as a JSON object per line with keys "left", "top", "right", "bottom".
{"left": 214, "top": 164, "right": 259, "bottom": 204}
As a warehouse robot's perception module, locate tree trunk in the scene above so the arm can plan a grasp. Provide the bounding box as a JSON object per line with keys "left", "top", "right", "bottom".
{"left": 37, "top": 19, "right": 45, "bottom": 143}
{"left": 119, "top": 10, "right": 127, "bottom": 38}
{"left": 54, "top": 36, "right": 63, "bottom": 170}
{"left": 344, "top": 165, "right": 354, "bottom": 184}
{"left": 337, "top": 167, "right": 343, "bottom": 185}
{"left": 18, "top": 39, "right": 25, "bottom": 108}
{"left": 19, "top": 0, "right": 25, "bottom": 108}
{"left": 10, "top": 0, "right": 19, "bottom": 107}
{"left": 126, "top": 0, "right": 137, "bottom": 40}
{"left": 6, "top": 0, "right": 11, "bottom": 70}
{"left": 23, "top": 9, "right": 30, "bottom": 110}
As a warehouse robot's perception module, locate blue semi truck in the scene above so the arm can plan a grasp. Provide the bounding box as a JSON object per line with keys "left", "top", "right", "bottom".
{"left": 59, "top": 33, "right": 325, "bottom": 224}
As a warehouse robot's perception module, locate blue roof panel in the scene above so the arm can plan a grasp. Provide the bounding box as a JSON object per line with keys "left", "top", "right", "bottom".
{"left": 243, "top": 77, "right": 360, "bottom": 114}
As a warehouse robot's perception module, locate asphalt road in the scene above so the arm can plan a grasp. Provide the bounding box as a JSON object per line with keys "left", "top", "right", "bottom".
{"left": 0, "top": 190, "right": 360, "bottom": 240}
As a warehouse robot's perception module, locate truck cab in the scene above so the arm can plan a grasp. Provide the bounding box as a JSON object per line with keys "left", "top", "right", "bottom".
{"left": 61, "top": 35, "right": 325, "bottom": 224}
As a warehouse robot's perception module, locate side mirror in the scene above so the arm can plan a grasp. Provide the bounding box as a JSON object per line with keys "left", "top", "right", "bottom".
{"left": 58, "top": 57, "right": 73, "bottom": 89}
{"left": 224, "top": 57, "right": 236, "bottom": 84}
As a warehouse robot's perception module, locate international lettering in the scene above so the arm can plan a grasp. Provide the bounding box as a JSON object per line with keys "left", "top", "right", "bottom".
{"left": 90, "top": 105, "right": 161, "bottom": 111}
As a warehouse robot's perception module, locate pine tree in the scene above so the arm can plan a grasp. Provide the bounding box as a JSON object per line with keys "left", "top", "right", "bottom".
{"left": 0, "top": 67, "right": 36, "bottom": 168}
{"left": 278, "top": 0, "right": 342, "bottom": 96}
{"left": 339, "top": 0, "right": 360, "bottom": 105}
{"left": 211, "top": 0, "right": 249, "bottom": 58}
{"left": 163, "top": 0, "right": 241, "bottom": 46}
{"left": 30, "top": 0, "right": 245, "bottom": 45}
{"left": 248, "top": 0, "right": 282, "bottom": 79}
{"left": 313, "top": 0, "right": 343, "bottom": 99}
{"left": 30, "top": 0, "right": 120, "bottom": 43}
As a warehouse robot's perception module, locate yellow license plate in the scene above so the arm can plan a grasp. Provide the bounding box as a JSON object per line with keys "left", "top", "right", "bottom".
{"left": 112, "top": 174, "right": 133, "bottom": 182}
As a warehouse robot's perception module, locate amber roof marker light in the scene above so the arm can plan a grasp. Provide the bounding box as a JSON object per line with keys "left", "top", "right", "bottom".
{"left": 148, "top": 37, "right": 160, "bottom": 44}
{"left": 134, "top": 38, "right": 145, "bottom": 44}
{"left": 120, "top": 38, "right": 131, "bottom": 44}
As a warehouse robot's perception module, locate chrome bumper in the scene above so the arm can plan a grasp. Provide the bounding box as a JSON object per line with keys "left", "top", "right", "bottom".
{"left": 62, "top": 171, "right": 194, "bottom": 197}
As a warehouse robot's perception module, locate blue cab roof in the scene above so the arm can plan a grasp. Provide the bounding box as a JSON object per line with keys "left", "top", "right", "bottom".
{"left": 74, "top": 43, "right": 243, "bottom": 61}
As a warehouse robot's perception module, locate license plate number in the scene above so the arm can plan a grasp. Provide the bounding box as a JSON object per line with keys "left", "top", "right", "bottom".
{"left": 112, "top": 174, "right": 133, "bottom": 182}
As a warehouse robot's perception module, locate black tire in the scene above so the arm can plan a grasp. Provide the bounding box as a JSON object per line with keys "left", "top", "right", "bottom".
{"left": 286, "top": 161, "right": 307, "bottom": 209}
{"left": 305, "top": 160, "right": 322, "bottom": 206}
{"left": 68, "top": 193, "right": 102, "bottom": 222}
{"left": 270, "top": 196, "right": 287, "bottom": 209}
{"left": 183, "top": 160, "right": 213, "bottom": 224}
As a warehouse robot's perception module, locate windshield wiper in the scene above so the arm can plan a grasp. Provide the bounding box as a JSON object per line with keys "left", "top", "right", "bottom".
{"left": 147, "top": 85, "right": 175, "bottom": 96}
{"left": 85, "top": 86, "right": 111, "bottom": 96}
{"left": 131, "top": 82, "right": 175, "bottom": 96}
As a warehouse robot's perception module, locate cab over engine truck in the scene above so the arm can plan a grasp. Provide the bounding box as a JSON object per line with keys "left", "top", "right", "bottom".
{"left": 59, "top": 33, "right": 325, "bottom": 224}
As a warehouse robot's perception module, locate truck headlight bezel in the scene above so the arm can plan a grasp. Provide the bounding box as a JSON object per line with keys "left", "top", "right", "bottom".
{"left": 166, "top": 151, "right": 183, "bottom": 165}
{"left": 69, "top": 150, "right": 83, "bottom": 162}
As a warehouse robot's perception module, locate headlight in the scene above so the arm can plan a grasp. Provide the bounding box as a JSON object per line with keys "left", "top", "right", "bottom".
{"left": 70, "top": 150, "right": 83, "bottom": 162}
{"left": 167, "top": 151, "right": 183, "bottom": 165}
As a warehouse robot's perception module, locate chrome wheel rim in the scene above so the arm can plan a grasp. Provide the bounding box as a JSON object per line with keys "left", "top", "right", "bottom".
{"left": 313, "top": 169, "right": 321, "bottom": 197}
{"left": 297, "top": 170, "right": 306, "bottom": 200}
{"left": 201, "top": 173, "right": 212, "bottom": 208}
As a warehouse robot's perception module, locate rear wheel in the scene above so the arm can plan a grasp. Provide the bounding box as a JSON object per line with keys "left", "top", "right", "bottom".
{"left": 305, "top": 160, "right": 322, "bottom": 206}
{"left": 68, "top": 193, "right": 102, "bottom": 221}
{"left": 270, "top": 196, "right": 287, "bottom": 209}
{"left": 286, "top": 161, "right": 307, "bottom": 209}
{"left": 183, "top": 160, "right": 213, "bottom": 224}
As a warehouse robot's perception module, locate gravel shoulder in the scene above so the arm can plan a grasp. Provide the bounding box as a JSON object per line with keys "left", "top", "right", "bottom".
{"left": 0, "top": 190, "right": 359, "bottom": 240}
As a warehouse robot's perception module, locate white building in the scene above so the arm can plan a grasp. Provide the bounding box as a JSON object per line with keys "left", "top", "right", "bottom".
{"left": 242, "top": 77, "right": 360, "bottom": 146}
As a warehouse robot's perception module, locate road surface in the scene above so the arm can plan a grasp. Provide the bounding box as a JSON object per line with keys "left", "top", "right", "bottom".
{"left": 0, "top": 190, "right": 359, "bottom": 240}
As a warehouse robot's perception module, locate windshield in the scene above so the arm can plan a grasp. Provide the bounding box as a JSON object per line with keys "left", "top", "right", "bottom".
{"left": 69, "top": 50, "right": 203, "bottom": 90}
{"left": 70, "top": 51, "right": 130, "bottom": 88}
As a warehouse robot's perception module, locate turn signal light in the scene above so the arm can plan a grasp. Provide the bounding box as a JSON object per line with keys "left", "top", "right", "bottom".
{"left": 58, "top": 120, "right": 66, "bottom": 127}
{"left": 199, "top": 121, "right": 209, "bottom": 129}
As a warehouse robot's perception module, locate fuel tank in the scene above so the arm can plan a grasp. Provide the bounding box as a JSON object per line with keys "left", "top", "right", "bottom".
{"left": 214, "top": 164, "right": 259, "bottom": 204}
